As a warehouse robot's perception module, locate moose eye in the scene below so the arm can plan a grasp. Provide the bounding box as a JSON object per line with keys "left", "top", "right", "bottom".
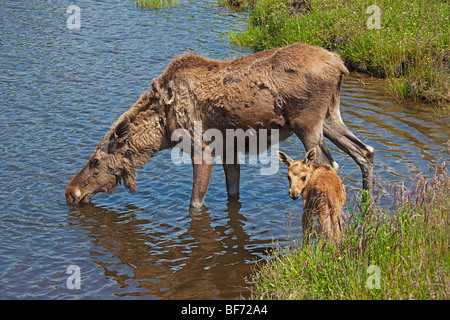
{"left": 89, "top": 158, "right": 100, "bottom": 169}
{"left": 301, "top": 176, "right": 306, "bottom": 181}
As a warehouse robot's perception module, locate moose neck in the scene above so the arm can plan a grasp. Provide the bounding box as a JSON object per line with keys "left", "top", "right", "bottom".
{"left": 121, "top": 93, "right": 170, "bottom": 169}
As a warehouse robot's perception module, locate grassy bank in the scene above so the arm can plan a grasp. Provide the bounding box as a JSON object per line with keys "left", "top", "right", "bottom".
{"left": 247, "top": 159, "right": 449, "bottom": 299}
{"left": 133, "top": 0, "right": 179, "bottom": 9}
{"left": 225, "top": 0, "right": 449, "bottom": 113}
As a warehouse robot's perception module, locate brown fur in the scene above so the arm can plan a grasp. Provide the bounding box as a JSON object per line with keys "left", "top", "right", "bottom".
{"left": 278, "top": 148, "right": 346, "bottom": 244}
{"left": 65, "top": 42, "right": 373, "bottom": 207}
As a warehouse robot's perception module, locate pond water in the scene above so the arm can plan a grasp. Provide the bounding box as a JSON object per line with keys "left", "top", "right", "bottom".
{"left": 0, "top": 0, "right": 448, "bottom": 299}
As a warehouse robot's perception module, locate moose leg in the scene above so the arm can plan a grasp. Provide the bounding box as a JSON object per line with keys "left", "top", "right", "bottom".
{"left": 223, "top": 163, "right": 240, "bottom": 201}
{"left": 317, "top": 135, "right": 340, "bottom": 171}
{"left": 287, "top": 94, "right": 340, "bottom": 169}
{"left": 190, "top": 162, "right": 213, "bottom": 208}
{"left": 323, "top": 112, "right": 374, "bottom": 190}
{"left": 222, "top": 147, "right": 240, "bottom": 201}
{"left": 292, "top": 120, "right": 337, "bottom": 169}
{"left": 190, "top": 146, "right": 215, "bottom": 208}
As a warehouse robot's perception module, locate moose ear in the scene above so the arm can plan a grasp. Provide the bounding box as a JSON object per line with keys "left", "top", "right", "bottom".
{"left": 278, "top": 151, "right": 293, "bottom": 166}
{"left": 152, "top": 79, "right": 174, "bottom": 106}
{"left": 304, "top": 147, "right": 316, "bottom": 164}
{"left": 108, "top": 118, "right": 130, "bottom": 153}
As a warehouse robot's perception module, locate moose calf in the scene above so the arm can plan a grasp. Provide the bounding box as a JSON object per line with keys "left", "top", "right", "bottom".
{"left": 278, "top": 148, "right": 346, "bottom": 244}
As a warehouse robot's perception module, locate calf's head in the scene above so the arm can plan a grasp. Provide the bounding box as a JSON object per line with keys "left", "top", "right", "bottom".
{"left": 278, "top": 148, "right": 317, "bottom": 200}
{"left": 65, "top": 117, "right": 136, "bottom": 204}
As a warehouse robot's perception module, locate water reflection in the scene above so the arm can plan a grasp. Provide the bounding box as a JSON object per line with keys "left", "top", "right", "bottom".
{"left": 68, "top": 200, "right": 265, "bottom": 299}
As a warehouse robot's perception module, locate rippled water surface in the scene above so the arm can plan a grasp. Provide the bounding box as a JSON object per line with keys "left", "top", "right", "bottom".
{"left": 0, "top": 0, "right": 448, "bottom": 299}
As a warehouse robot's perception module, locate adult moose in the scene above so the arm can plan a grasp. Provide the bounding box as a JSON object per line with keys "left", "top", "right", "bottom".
{"left": 65, "top": 43, "right": 374, "bottom": 208}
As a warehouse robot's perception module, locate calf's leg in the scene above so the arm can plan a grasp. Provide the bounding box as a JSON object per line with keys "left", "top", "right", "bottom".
{"left": 301, "top": 211, "right": 314, "bottom": 247}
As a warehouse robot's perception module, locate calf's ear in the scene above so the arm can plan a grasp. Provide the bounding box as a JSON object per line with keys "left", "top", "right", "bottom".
{"left": 304, "top": 147, "right": 316, "bottom": 164}
{"left": 278, "top": 151, "right": 293, "bottom": 166}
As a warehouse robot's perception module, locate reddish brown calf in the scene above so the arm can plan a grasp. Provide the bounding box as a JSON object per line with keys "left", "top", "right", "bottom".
{"left": 278, "top": 148, "right": 346, "bottom": 244}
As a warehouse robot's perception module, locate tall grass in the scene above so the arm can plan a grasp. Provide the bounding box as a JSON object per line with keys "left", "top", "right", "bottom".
{"left": 228, "top": 0, "right": 449, "bottom": 113}
{"left": 133, "top": 0, "right": 179, "bottom": 9}
{"left": 247, "top": 158, "right": 449, "bottom": 299}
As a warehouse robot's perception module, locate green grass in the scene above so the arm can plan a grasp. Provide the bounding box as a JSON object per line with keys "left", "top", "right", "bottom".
{"left": 227, "top": 0, "right": 449, "bottom": 114}
{"left": 247, "top": 159, "right": 449, "bottom": 299}
{"left": 133, "top": 0, "right": 179, "bottom": 9}
{"left": 218, "top": 0, "right": 259, "bottom": 10}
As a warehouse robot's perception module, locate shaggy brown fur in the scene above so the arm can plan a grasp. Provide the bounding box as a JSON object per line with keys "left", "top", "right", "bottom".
{"left": 65, "top": 42, "right": 373, "bottom": 207}
{"left": 278, "top": 148, "right": 346, "bottom": 244}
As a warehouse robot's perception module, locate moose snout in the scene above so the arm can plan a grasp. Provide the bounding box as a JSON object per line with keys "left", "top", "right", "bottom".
{"left": 66, "top": 191, "right": 75, "bottom": 204}
{"left": 65, "top": 186, "right": 82, "bottom": 204}
{"left": 289, "top": 191, "right": 300, "bottom": 200}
